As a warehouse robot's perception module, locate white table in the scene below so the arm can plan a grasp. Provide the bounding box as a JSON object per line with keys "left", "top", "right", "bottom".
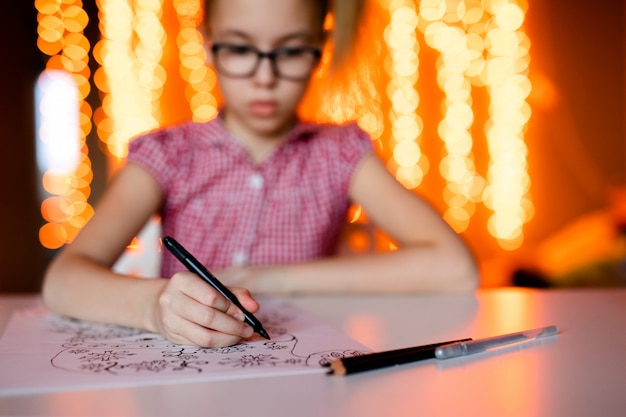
{"left": 1, "top": 288, "right": 625, "bottom": 417}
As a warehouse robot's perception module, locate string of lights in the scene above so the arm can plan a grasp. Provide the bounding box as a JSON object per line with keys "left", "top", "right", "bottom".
{"left": 414, "top": 0, "right": 532, "bottom": 247}
{"left": 384, "top": 0, "right": 426, "bottom": 191}
{"left": 173, "top": 0, "right": 219, "bottom": 122}
{"left": 92, "top": 0, "right": 165, "bottom": 162}
{"left": 35, "top": 0, "right": 94, "bottom": 249}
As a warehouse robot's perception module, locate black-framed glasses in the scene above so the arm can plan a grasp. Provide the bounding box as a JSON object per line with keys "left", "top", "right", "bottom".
{"left": 210, "top": 43, "right": 322, "bottom": 81}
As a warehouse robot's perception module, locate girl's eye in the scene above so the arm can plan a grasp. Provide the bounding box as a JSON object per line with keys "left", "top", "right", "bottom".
{"left": 225, "top": 45, "right": 255, "bottom": 55}
{"left": 278, "top": 47, "right": 308, "bottom": 57}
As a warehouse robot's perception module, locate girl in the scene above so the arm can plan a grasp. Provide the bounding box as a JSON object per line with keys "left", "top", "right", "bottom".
{"left": 43, "top": 0, "right": 478, "bottom": 348}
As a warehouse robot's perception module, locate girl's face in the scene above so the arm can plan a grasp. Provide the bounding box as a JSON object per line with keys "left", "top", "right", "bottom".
{"left": 207, "top": 0, "right": 325, "bottom": 141}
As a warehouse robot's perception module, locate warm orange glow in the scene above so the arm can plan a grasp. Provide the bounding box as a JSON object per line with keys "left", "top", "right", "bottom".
{"left": 39, "top": 223, "right": 68, "bottom": 250}
{"left": 41, "top": 197, "right": 68, "bottom": 223}
{"left": 481, "top": 289, "right": 535, "bottom": 332}
{"left": 35, "top": 0, "right": 533, "bottom": 255}
{"left": 345, "top": 314, "right": 384, "bottom": 351}
{"left": 127, "top": 237, "right": 140, "bottom": 250}
{"left": 348, "top": 230, "right": 373, "bottom": 253}
{"left": 35, "top": 0, "right": 61, "bottom": 15}
{"left": 348, "top": 205, "right": 363, "bottom": 224}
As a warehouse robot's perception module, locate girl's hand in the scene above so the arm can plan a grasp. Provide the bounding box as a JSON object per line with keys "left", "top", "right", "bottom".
{"left": 152, "top": 271, "right": 259, "bottom": 347}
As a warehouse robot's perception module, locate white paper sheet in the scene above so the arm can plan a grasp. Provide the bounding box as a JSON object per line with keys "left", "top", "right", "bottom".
{"left": 0, "top": 299, "right": 369, "bottom": 396}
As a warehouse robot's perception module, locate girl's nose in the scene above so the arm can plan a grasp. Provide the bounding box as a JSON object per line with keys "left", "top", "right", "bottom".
{"left": 253, "top": 56, "right": 278, "bottom": 86}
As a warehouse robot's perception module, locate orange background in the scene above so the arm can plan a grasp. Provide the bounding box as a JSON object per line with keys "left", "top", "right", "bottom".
{"left": 0, "top": 1, "right": 624, "bottom": 292}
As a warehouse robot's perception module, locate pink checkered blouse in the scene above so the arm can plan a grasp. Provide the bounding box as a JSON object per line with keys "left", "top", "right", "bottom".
{"left": 127, "top": 117, "right": 373, "bottom": 278}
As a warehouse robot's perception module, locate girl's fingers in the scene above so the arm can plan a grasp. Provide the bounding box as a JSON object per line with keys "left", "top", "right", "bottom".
{"left": 171, "top": 272, "right": 232, "bottom": 312}
{"left": 159, "top": 272, "right": 258, "bottom": 347}
{"left": 177, "top": 295, "right": 254, "bottom": 338}
{"left": 171, "top": 273, "right": 260, "bottom": 317}
{"left": 229, "top": 286, "right": 260, "bottom": 314}
{"left": 161, "top": 314, "right": 248, "bottom": 347}
{"left": 171, "top": 272, "right": 260, "bottom": 323}
{"left": 159, "top": 291, "right": 254, "bottom": 347}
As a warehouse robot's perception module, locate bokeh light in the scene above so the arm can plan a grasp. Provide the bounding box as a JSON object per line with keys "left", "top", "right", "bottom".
{"left": 35, "top": 0, "right": 94, "bottom": 250}
{"left": 93, "top": 0, "right": 165, "bottom": 161}
{"left": 414, "top": 0, "right": 532, "bottom": 246}
{"left": 384, "top": 1, "right": 426, "bottom": 190}
{"left": 34, "top": 0, "right": 533, "bottom": 253}
{"left": 174, "top": 0, "right": 219, "bottom": 122}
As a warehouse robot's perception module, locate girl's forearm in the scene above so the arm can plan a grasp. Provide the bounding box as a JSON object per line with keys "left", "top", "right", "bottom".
{"left": 42, "top": 254, "right": 166, "bottom": 332}
{"left": 248, "top": 245, "right": 479, "bottom": 295}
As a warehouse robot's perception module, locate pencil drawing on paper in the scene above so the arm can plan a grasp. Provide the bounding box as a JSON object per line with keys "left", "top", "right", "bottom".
{"left": 47, "top": 301, "right": 365, "bottom": 376}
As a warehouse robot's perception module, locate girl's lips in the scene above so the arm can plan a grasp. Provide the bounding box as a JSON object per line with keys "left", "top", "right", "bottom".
{"left": 249, "top": 100, "right": 278, "bottom": 117}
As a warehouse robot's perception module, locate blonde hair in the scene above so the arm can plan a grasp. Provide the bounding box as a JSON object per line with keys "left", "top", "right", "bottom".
{"left": 203, "top": 0, "right": 365, "bottom": 70}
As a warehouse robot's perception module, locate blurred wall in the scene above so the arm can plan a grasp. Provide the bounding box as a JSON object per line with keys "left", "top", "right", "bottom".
{"left": 481, "top": 0, "right": 625, "bottom": 285}
{"left": 0, "top": 3, "right": 48, "bottom": 292}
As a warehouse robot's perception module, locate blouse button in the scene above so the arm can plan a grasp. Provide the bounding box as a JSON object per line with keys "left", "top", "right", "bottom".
{"left": 249, "top": 173, "right": 264, "bottom": 190}
{"left": 232, "top": 250, "right": 248, "bottom": 266}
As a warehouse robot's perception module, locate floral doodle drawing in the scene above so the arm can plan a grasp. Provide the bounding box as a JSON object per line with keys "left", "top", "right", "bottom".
{"left": 48, "top": 301, "right": 367, "bottom": 376}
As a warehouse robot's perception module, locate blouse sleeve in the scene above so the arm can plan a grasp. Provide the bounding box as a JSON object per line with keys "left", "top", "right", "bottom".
{"left": 126, "top": 123, "right": 191, "bottom": 199}
{"left": 333, "top": 122, "right": 375, "bottom": 196}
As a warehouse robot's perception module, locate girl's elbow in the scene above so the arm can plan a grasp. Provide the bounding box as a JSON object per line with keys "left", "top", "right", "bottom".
{"left": 449, "top": 249, "right": 480, "bottom": 292}
{"left": 41, "top": 266, "right": 57, "bottom": 310}
{"left": 41, "top": 257, "right": 67, "bottom": 313}
{"left": 454, "top": 267, "right": 480, "bottom": 292}
{"left": 421, "top": 238, "right": 479, "bottom": 293}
